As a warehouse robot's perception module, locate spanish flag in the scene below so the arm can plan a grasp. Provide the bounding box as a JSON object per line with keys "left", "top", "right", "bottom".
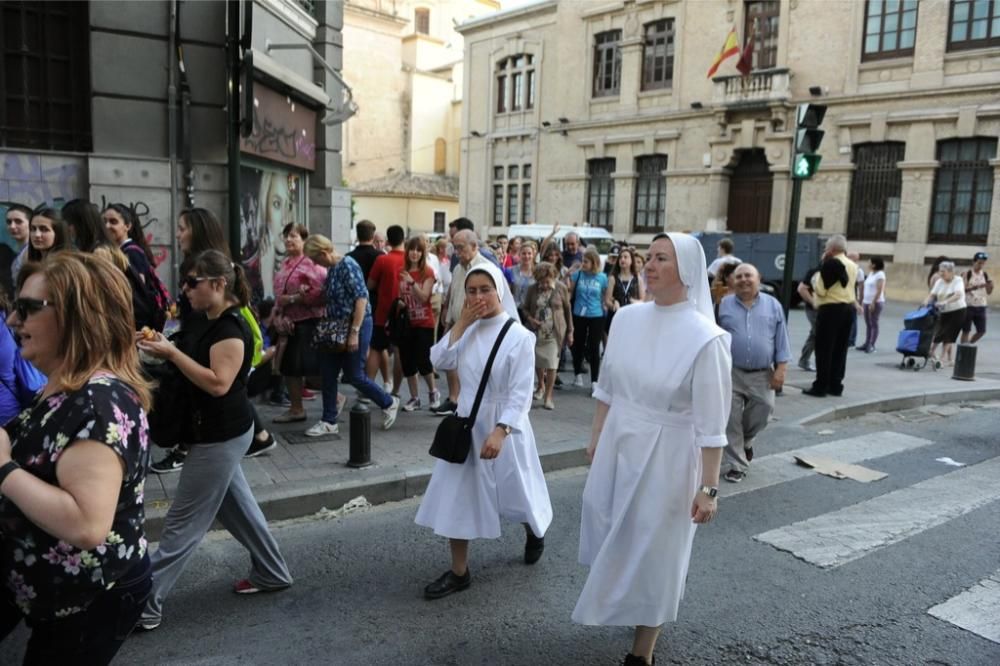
{"left": 706, "top": 26, "right": 740, "bottom": 78}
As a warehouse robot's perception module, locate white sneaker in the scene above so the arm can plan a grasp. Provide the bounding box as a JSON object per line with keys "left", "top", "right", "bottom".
{"left": 573, "top": 374, "right": 586, "bottom": 388}
{"left": 384, "top": 382, "right": 394, "bottom": 394}
{"left": 591, "top": 381, "right": 598, "bottom": 393}
{"left": 383, "top": 396, "right": 400, "bottom": 430}
{"left": 305, "top": 421, "right": 339, "bottom": 437}
{"left": 403, "top": 397, "right": 421, "bottom": 412}
{"left": 428, "top": 389, "right": 441, "bottom": 410}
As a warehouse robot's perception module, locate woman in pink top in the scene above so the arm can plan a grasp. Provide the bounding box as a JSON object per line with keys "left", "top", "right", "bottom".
{"left": 271, "top": 223, "right": 327, "bottom": 422}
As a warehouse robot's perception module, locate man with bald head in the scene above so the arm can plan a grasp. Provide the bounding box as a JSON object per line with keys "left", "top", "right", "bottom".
{"left": 432, "top": 229, "right": 489, "bottom": 416}
{"left": 717, "top": 263, "right": 790, "bottom": 482}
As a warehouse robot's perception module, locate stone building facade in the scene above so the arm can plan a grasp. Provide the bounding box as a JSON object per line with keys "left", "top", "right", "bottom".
{"left": 342, "top": 0, "right": 499, "bottom": 235}
{"left": 457, "top": 0, "right": 1000, "bottom": 297}
{"left": 0, "top": 0, "right": 347, "bottom": 295}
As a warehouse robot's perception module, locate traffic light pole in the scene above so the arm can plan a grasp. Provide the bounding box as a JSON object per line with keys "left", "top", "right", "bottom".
{"left": 780, "top": 176, "right": 803, "bottom": 318}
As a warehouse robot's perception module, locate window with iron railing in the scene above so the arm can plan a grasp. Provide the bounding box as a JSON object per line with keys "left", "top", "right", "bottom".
{"left": 0, "top": 1, "right": 91, "bottom": 151}
{"left": 929, "top": 138, "right": 997, "bottom": 244}
{"left": 847, "top": 142, "right": 906, "bottom": 241}
{"left": 633, "top": 155, "right": 668, "bottom": 233}
{"left": 948, "top": 0, "right": 1000, "bottom": 51}
{"left": 862, "top": 0, "right": 918, "bottom": 61}
{"left": 642, "top": 19, "right": 675, "bottom": 91}
{"left": 587, "top": 159, "right": 615, "bottom": 230}
{"left": 593, "top": 30, "right": 622, "bottom": 98}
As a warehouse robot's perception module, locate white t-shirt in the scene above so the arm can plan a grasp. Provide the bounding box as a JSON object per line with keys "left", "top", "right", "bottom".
{"left": 931, "top": 276, "right": 967, "bottom": 313}
{"left": 862, "top": 270, "right": 886, "bottom": 304}
{"left": 426, "top": 253, "right": 444, "bottom": 296}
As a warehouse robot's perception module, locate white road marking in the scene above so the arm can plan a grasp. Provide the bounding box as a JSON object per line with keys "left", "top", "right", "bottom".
{"left": 928, "top": 570, "right": 1000, "bottom": 645}
{"left": 754, "top": 456, "right": 1000, "bottom": 568}
{"left": 723, "top": 431, "right": 933, "bottom": 497}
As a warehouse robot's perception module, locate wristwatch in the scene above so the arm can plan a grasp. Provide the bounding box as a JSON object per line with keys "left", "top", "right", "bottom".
{"left": 699, "top": 485, "right": 718, "bottom": 498}
{"left": 496, "top": 423, "right": 512, "bottom": 436}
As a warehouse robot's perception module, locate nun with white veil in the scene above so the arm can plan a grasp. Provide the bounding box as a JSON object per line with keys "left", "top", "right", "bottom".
{"left": 415, "top": 261, "right": 553, "bottom": 600}
{"left": 573, "top": 233, "right": 733, "bottom": 666}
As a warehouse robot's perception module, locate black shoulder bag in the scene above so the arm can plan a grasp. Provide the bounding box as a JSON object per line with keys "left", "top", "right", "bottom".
{"left": 429, "top": 318, "right": 515, "bottom": 464}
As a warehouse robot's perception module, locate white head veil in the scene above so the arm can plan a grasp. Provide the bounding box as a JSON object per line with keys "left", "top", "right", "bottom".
{"left": 665, "top": 232, "right": 715, "bottom": 322}
{"left": 466, "top": 262, "right": 520, "bottom": 320}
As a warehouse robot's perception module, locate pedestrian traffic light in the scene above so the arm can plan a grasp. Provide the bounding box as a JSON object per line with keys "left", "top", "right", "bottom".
{"left": 793, "top": 103, "right": 826, "bottom": 180}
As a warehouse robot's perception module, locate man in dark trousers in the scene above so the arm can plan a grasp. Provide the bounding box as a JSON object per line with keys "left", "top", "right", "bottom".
{"left": 804, "top": 235, "right": 858, "bottom": 398}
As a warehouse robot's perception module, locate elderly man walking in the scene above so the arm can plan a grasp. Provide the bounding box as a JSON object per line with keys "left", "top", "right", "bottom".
{"left": 804, "top": 235, "right": 859, "bottom": 398}
{"left": 718, "top": 264, "right": 790, "bottom": 483}
{"left": 432, "top": 229, "right": 489, "bottom": 416}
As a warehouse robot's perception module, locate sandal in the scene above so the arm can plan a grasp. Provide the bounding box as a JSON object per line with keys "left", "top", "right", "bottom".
{"left": 272, "top": 411, "right": 307, "bottom": 424}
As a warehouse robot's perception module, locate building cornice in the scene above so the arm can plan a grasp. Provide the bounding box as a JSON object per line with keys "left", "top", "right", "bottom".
{"left": 456, "top": 0, "right": 558, "bottom": 34}
{"left": 344, "top": 2, "right": 409, "bottom": 26}
{"left": 259, "top": 0, "right": 318, "bottom": 40}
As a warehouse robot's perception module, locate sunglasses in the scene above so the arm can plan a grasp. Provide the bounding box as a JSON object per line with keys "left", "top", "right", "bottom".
{"left": 13, "top": 297, "right": 53, "bottom": 321}
{"left": 182, "top": 276, "right": 212, "bottom": 290}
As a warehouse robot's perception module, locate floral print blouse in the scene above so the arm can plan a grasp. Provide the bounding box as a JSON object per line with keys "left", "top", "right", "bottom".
{"left": 0, "top": 374, "right": 150, "bottom": 619}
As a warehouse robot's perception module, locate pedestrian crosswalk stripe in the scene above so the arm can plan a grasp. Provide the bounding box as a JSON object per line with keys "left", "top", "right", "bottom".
{"left": 753, "top": 456, "right": 1000, "bottom": 568}
{"left": 722, "top": 431, "right": 933, "bottom": 498}
{"left": 928, "top": 569, "right": 1000, "bottom": 645}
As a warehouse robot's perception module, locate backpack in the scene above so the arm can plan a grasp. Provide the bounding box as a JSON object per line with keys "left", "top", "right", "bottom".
{"left": 125, "top": 264, "right": 167, "bottom": 332}
{"left": 386, "top": 298, "right": 410, "bottom": 346}
{"left": 124, "top": 245, "right": 173, "bottom": 329}
{"left": 965, "top": 270, "right": 993, "bottom": 295}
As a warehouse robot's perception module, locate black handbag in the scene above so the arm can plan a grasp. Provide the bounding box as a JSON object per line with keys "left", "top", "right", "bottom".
{"left": 429, "top": 318, "right": 515, "bottom": 464}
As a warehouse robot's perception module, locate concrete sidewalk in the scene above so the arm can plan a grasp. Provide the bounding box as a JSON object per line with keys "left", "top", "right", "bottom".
{"left": 143, "top": 300, "right": 1000, "bottom": 538}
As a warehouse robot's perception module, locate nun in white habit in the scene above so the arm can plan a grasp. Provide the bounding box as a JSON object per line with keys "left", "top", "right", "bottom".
{"left": 415, "top": 261, "right": 553, "bottom": 600}
{"left": 573, "top": 233, "right": 732, "bottom": 666}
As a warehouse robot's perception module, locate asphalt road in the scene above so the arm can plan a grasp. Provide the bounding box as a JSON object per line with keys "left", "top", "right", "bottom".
{"left": 4, "top": 403, "right": 1000, "bottom": 665}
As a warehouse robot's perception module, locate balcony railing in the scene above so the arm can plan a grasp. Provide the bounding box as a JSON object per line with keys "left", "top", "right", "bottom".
{"left": 712, "top": 68, "right": 791, "bottom": 107}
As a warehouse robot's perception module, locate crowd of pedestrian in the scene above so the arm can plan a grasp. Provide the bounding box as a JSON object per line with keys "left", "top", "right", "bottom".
{"left": 0, "top": 195, "right": 994, "bottom": 665}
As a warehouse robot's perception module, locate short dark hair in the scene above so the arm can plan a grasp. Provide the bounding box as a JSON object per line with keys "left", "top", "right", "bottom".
{"left": 450, "top": 217, "right": 474, "bottom": 232}
{"left": 356, "top": 219, "right": 375, "bottom": 242}
{"left": 718, "top": 238, "right": 735, "bottom": 254}
{"left": 4, "top": 203, "right": 32, "bottom": 220}
{"left": 386, "top": 225, "right": 405, "bottom": 247}
{"left": 869, "top": 256, "right": 885, "bottom": 271}
{"left": 497, "top": 234, "right": 508, "bottom": 242}
{"left": 27, "top": 208, "right": 71, "bottom": 262}
{"left": 282, "top": 222, "right": 309, "bottom": 239}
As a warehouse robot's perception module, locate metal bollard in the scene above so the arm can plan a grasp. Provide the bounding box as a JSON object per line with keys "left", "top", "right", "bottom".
{"left": 347, "top": 401, "right": 374, "bottom": 468}
{"left": 952, "top": 343, "right": 977, "bottom": 381}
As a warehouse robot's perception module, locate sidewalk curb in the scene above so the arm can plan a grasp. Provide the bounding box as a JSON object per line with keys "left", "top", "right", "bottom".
{"left": 795, "top": 386, "right": 1000, "bottom": 426}
{"left": 143, "top": 441, "right": 590, "bottom": 541}
{"left": 143, "top": 386, "right": 1000, "bottom": 541}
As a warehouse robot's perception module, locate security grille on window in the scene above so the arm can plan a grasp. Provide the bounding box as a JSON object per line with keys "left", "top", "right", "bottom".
{"left": 744, "top": 0, "right": 780, "bottom": 70}
{"left": 862, "top": 0, "right": 918, "bottom": 60}
{"left": 0, "top": 1, "right": 91, "bottom": 151}
{"left": 847, "top": 142, "right": 906, "bottom": 241}
{"left": 948, "top": 0, "right": 1000, "bottom": 50}
{"left": 929, "top": 138, "right": 997, "bottom": 244}
{"left": 587, "top": 159, "right": 615, "bottom": 230}
{"left": 492, "top": 164, "right": 533, "bottom": 226}
{"left": 633, "top": 155, "right": 668, "bottom": 233}
{"left": 415, "top": 8, "right": 430, "bottom": 35}
{"left": 642, "top": 19, "right": 675, "bottom": 91}
{"left": 593, "top": 30, "right": 622, "bottom": 97}
{"left": 496, "top": 54, "right": 535, "bottom": 114}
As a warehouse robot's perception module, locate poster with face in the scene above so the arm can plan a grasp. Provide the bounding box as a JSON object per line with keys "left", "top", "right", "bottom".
{"left": 240, "top": 164, "right": 300, "bottom": 304}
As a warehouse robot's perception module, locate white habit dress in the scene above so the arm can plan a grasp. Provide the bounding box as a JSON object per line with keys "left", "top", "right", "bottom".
{"left": 415, "top": 314, "right": 553, "bottom": 540}
{"left": 572, "top": 300, "right": 732, "bottom": 626}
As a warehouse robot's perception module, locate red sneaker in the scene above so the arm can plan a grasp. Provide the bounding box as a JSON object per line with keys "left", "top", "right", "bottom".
{"left": 301, "top": 388, "right": 318, "bottom": 401}
{"left": 233, "top": 579, "right": 262, "bottom": 594}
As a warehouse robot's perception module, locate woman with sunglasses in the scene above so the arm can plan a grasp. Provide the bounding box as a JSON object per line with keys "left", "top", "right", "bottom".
{"left": 0, "top": 252, "right": 153, "bottom": 662}
{"left": 26, "top": 208, "right": 70, "bottom": 264}
{"left": 136, "top": 250, "right": 292, "bottom": 630}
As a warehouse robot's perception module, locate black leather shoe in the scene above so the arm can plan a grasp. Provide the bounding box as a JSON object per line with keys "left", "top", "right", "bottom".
{"left": 829, "top": 388, "right": 843, "bottom": 397}
{"left": 424, "top": 569, "right": 471, "bottom": 600}
{"left": 744, "top": 446, "right": 754, "bottom": 462}
{"left": 623, "top": 654, "right": 655, "bottom": 665}
{"left": 524, "top": 525, "right": 545, "bottom": 565}
{"left": 801, "top": 388, "right": 827, "bottom": 397}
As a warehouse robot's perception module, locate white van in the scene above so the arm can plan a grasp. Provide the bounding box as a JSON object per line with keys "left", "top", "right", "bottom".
{"left": 504, "top": 224, "right": 616, "bottom": 264}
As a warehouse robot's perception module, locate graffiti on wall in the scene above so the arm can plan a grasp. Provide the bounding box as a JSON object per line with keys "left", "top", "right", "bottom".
{"left": 95, "top": 195, "right": 171, "bottom": 272}
{"left": 240, "top": 84, "right": 317, "bottom": 171}
{"left": 240, "top": 164, "right": 302, "bottom": 303}
{"left": 0, "top": 152, "right": 86, "bottom": 248}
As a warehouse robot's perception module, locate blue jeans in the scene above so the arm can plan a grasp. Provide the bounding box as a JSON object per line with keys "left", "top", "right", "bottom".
{"left": 320, "top": 317, "right": 392, "bottom": 423}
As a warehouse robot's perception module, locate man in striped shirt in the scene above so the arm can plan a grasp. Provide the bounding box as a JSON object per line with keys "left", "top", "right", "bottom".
{"left": 717, "top": 263, "right": 790, "bottom": 483}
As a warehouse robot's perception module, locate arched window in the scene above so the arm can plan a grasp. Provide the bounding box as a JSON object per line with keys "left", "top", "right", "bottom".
{"left": 415, "top": 8, "right": 430, "bottom": 35}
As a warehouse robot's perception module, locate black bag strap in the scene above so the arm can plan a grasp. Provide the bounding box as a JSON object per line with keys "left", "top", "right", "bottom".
{"left": 467, "top": 317, "right": 515, "bottom": 424}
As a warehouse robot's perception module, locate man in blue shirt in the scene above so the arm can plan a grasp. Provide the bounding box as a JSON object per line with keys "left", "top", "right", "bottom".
{"left": 717, "top": 263, "right": 790, "bottom": 483}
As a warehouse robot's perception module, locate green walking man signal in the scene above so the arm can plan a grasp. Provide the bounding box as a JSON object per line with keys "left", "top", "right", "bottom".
{"left": 792, "top": 103, "right": 827, "bottom": 180}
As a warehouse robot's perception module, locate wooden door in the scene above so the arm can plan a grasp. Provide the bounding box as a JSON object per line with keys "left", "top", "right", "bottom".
{"left": 727, "top": 149, "right": 773, "bottom": 233}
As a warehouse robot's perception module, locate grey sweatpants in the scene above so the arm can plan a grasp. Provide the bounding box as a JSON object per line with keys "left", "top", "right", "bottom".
{"left": 142, "top": 426, "right": 292, "bottom": 623}
{"left": 723, "top": 368, "right": 776, "bottom": 474}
